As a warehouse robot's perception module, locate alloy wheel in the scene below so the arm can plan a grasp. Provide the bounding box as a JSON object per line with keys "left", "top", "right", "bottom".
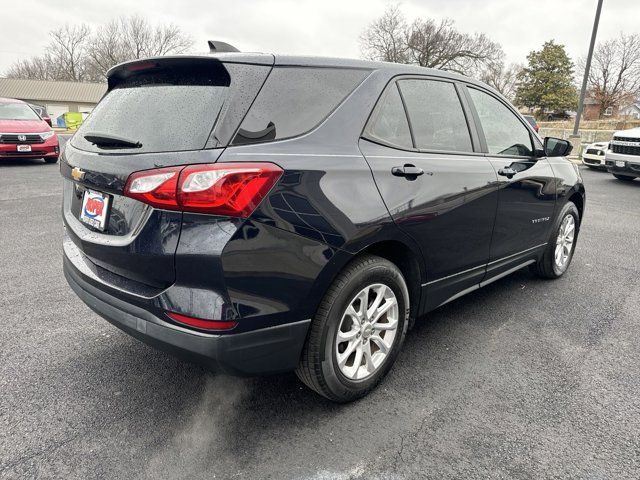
{"left": 555, "top": 214, "right": 575, "bottom": 269}
{"left": 335, "top": 283, "right": 399, "bottom": 380}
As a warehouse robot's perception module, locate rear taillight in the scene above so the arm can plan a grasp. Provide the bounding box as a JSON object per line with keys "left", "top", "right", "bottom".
{"left": 166, "top": 311, "right": 238, "bottom": 331}
{"left": 123, "top": 163, "right": 283, "bottom": 217}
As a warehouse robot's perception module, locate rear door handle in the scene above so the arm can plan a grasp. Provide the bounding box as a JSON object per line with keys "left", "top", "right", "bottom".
{"left": 498, "top": 167, "right": 517, "bottom": 179}
{"left": 392, "top": 164, "right": 424, "bottom": 179}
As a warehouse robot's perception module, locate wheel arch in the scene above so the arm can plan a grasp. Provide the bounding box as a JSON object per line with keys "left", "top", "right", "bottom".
{"left": 567, "top": 185, "right": 585, "bottom": 224}
{"left": 306, "top": 236, "right": 425, "bottom": 324}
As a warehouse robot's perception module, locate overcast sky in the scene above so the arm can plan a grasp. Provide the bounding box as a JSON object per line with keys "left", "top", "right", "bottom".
{"left": 0, "top": 0, "right": 638, "bottom": 77}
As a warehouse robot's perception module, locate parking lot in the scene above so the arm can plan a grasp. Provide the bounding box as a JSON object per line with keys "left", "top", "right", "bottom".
{"left": 1, "top": 160, "right": 639, "bottom": 479}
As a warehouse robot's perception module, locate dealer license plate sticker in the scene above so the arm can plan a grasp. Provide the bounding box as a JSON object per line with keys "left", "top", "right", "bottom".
{"left": 80, "top": 189, "right": 111, "bottom": 231}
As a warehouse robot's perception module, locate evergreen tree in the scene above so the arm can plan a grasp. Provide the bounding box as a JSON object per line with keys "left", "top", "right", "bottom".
{"left": 515, "top": 41, "right": 577, "bottom": 115}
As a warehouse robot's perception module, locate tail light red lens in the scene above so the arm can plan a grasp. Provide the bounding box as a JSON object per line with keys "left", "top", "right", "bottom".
{"left": 123, "top": 162, "right": 283, "bottom": 217}
{"left": 166, "top": 311, "right": 238, "bottom": 331}
{"left": 125, "top": 166, "right": 181, "bottom": 209}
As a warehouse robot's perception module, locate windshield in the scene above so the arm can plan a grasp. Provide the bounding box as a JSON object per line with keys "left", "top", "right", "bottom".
{"left": 0, "top": 103, "right": 41, "bottom": 121}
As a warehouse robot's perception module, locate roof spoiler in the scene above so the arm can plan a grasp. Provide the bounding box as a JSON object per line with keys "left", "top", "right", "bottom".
{"left": 208, "top": 40, "right": 240, "bottom": 53}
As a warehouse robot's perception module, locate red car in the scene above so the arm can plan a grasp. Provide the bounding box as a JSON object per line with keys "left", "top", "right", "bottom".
{"left": 0, "top": 97, "right": 59, "bottom": 163}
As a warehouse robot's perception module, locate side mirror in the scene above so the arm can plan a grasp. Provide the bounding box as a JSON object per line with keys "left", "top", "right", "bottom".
{"left": 543, "top": 137, "right": 572, "bottom": 157}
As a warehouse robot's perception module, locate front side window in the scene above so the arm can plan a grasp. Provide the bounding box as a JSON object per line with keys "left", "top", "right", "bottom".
{"left": 468, "top": 88, "right": 534, "bottom": 157}
{"left": 398, "top": 79, "right": 473, "bottom": 153}
{"left": 363, "top": 84, "right": 412, "bottom": 149}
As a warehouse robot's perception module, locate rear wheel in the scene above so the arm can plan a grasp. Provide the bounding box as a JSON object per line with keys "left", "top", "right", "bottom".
{"left": 44, "top": 156, "right": 59, "bottom": 164}
{"left": 531, "top": 202, "right": 579, "bottom": 279}
{"left": 295, "top": 255, "right": 409, "bottom": 402}
{"left": 613, "top": 174, "right": 636, "bottom": 182}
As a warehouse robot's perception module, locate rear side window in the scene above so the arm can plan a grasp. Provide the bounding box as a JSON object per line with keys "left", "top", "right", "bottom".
{"left": 363, "top": 84, "right": 412, "bottom": 149}
{"left": 468, "top": 88, "right": 534, "bottom": 157}
{"left": 232, "top": 67, "right": 368, "bottom": 145}
{"left": 398, "top": 79, "right": 473, "bottom": 153}
{"left": 72, "top": 61, "right": 269, "bottom": 154}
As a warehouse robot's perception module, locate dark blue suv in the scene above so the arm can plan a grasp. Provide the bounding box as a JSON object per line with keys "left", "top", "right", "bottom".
{"left": 61, "top": 44, "right": 584, "bottom": 402}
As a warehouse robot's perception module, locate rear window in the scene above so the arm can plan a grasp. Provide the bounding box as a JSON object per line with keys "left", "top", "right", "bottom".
{"left": 71, "top": 61, "right": 269, "bottom": 154}
{"left": 232, "top": 67, "right": 369, "bottom": 145}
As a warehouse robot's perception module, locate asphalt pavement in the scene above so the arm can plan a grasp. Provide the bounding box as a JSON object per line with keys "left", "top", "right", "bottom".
{"left": 1, "top": 161, "right": 639, "bottom": 479}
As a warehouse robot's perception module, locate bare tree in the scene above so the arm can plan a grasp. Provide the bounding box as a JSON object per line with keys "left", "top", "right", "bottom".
{"left": 5, "top": 16, "right": 193, "bottom": 82}
{"left": 49, "top": 24, "right": 92, "bottom": 81}
{"left": 480, "top": 62, "right": 522, "bottom": 100}
{"left": 5, "top": 56, "right": 53, "bottom": 81}
{"left": 85, "top": 16, "right": 193, "bottom": 80}
{"left": 405, "top": 19, "right": 503, "bottom": 75}
{"left": 360, "top": 5, "right": 504, "bottom": 76}
{"left": 6, "top": 24, "right": 91, "bottom": 81}
{"left": 359, "top": 4, "right": 408, "bottom": 63}
{"left": 583, "top": 33, "right": 640, "bottom": 116}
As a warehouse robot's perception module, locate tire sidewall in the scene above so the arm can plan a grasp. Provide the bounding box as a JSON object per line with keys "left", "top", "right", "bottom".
{"left": 319, "top": 261, "right": 409, "bottom": 401}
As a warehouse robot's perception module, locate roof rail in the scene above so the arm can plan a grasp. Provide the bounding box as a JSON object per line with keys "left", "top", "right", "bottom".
{"left": 208, "top": 40, "right": 240, "bottom": 53}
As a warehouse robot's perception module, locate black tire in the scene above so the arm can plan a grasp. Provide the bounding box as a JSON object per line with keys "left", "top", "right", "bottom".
{"left": 530, "top": 201, "right": 580, "bottom": 279}
{"left": 44, "top": 156, "right": 59, "bottom": 164}
{"left": 613, "top": 174, "right": 636, "bottom": 182}
{"left": 295, "top": 254, "right": 410, "bottom": 402}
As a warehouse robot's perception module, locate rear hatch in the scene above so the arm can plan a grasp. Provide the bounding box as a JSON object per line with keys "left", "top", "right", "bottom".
{"left": 62, "top": 55, "right": 274, "bottom": 290}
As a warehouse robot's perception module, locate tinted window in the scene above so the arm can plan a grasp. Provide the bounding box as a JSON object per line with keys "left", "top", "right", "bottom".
{"left": 469, "top": 88, "right": 534, "bottom": 157}
{"left": 72, "top": 62, "right": 269, "bottom": 154}
{"left": 398, "top": 79, "right": 472, "bottom": 152}
{"left": 232, "top": 67, "right": 368, "bottom": 145}
{"left": 364, "top": 84, "right": 412, "bottom": 149}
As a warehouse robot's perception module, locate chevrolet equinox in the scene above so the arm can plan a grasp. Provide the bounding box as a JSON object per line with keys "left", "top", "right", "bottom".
{"left": 61, "top": 42, "right": 585, "bottom": 402}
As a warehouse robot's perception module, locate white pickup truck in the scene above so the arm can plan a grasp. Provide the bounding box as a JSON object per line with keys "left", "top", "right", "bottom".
{"left": 606, "top": 127, "right": 640, "bottom": 181}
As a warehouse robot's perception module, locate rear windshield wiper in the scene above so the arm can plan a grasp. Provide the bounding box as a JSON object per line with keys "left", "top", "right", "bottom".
{"left": 83, "top": 132, "right": 142, "bottom": 149}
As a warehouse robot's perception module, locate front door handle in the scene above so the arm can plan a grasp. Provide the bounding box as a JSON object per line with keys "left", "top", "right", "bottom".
{"left": 392, "top": 164, "right": 424, "bottom": 179}
{"left": 498, "top": 166, "right": 517, "bottom": 179}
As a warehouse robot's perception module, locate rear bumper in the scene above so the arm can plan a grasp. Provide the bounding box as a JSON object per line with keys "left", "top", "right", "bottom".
{"left": 605, "top": 152, "right": 640, "bottom": 177}
{"left": 63, "top": 252, "right": 311, "bottom": 376}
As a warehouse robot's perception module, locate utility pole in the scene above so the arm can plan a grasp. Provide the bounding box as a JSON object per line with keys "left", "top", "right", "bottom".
{"left": 573, "top": 0, "right": 604, "bottom": 136}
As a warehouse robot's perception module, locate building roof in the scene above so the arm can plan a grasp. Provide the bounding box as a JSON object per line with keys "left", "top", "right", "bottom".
{"left": 0, "top": 78, "right": 106, "bottom": 104}
{"left": 621, "top": 102, "right": 640, "bottom": 111}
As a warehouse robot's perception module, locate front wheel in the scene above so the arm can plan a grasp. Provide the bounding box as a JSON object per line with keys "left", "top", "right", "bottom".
{"left": 531, "top": 202, "right": 579, "bottom": 279}
{"left": 613, "top": 174, "right": 636, "bottom": 182}
{"left": 295, "top": 255, "right": 409, "bottom": 402}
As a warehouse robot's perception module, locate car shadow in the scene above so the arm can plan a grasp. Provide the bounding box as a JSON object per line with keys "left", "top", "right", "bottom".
{"left": 606, "top": 177, "right": 640, "bottom": 187}
{"left": 0, "top": 158, "right": 51, "bottom": 167}
{"left": 54, "top": 266, "right": 544, "bottom": 477}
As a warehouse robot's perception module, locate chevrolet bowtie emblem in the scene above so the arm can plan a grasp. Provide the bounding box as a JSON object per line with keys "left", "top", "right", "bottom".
{"left": 71, "top": 167, "right": 85, "bottom": 181}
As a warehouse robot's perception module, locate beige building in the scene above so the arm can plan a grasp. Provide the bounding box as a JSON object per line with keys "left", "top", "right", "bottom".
{"left": 0, "top": 78, "right": 106, "bottom": 125}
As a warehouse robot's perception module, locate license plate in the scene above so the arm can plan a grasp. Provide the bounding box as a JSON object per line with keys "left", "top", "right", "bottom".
{"left": 615, "top": 160, "right": 626, "bottom": 167}
{"left": 17, "top": 144, "right": 31, "bottom": 152}
{"left": 80, "top": 189, "right": 111, "bottom": 231}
